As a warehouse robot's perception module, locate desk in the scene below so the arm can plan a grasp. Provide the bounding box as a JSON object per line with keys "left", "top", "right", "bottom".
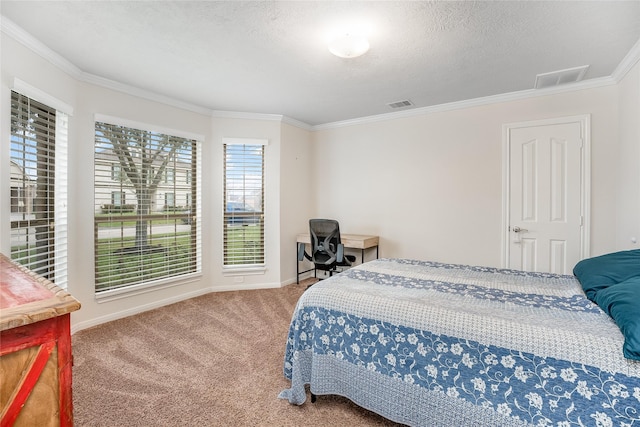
{"left": 296, "top": 233, "right": 379, "bottom": 283}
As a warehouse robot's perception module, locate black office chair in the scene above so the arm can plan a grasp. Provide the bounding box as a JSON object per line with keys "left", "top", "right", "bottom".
{"left": 298, "top": 219, "right": 356, "bottom": 281}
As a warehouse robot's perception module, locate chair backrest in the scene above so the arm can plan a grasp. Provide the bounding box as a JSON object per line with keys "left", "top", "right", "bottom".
{"left": 309, "top": 219, "right": 342, "bottom": 269}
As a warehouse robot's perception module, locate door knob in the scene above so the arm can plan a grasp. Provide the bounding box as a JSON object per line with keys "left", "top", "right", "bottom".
{"left": 512, "top": 226, "right": 528, "bottom": 233}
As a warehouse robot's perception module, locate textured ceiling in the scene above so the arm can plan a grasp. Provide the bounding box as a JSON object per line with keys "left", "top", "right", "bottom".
{"left": 2, "top": 1, "right": 640, "bottom": 126}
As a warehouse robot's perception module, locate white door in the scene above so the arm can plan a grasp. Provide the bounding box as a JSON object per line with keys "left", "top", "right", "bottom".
{"left": 504, "top": 116, "right": 589, "bottom": 274}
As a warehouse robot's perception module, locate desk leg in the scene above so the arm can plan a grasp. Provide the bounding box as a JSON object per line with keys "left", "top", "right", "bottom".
{"left": 296, "top": 242, "right": 300, "bottom": 284}
{"left": 359, "top": 245, "right": 379, "bottom": 265}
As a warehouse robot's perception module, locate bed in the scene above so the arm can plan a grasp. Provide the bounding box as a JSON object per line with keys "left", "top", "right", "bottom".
{"left": 279, "top": 256, "right": 640, "bottom": 426}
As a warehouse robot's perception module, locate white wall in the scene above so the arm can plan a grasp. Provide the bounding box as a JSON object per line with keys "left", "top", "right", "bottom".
{"left": 312, "top": 86, "right": 621, "bottom": 268}
{"left": 616, "top": 61, "right": 640, "bottom": 250}
{"left": 279, "top": 123, "right": 314, "bottom": 283}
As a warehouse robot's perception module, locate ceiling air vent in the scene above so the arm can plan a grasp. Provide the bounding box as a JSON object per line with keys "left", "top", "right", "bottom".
{"left": 387, "top": 99, "right": 414, "bottom": 109}
{"left": 534, "top": 65, "right": 589, "bottom": 89}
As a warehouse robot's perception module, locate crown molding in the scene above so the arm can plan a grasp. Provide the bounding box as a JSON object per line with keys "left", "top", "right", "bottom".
{"left": 210, "top": 110, "right": 311, "bottom": 129}
{"left": 312, "top": 76, "right": 618, "bottom": 131}
{"left": 211, "top": 110, "right": 283, "bottom": 121}
{"left": 281, "top": 115, "right": 313, "bottom": 130}
{"left": 611, "top": 37, "right": 640, "bottom": 82}
{"left": 1, "top": 15, "right": 83, "bottom": 78}
{"left": 80, "top": 72, "right": 213, "bottom": 116}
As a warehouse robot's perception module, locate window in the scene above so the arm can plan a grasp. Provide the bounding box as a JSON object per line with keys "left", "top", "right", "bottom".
{"left": 111, "top": 164, "right": 125, "bottom": 181}
{"left": 164, "top": 192, "right": 175, "bottom": 209}
{"left": 10, "top": 90, "right": 68, "bottom": 288}
{"left": 165, "top": 168, "right": 174, "bottom": 184}
{"left": 94, "top": 118, "right": 201, "bottom": 294}
{"left": 10, "top": 178, "right": 25, "bottom": 213}
{"left": 223, "top": 139, "right": 266, "bottom": 266}
{"left": 111, "top": 191, "right": 125, "bottom": 206}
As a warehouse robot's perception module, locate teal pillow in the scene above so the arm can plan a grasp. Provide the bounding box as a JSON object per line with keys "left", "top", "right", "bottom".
{"left": 593, "top": 276, "right": 640, "bottom": 360}
{"left": 573, "top": 250, "right": 640, "bottom": 300}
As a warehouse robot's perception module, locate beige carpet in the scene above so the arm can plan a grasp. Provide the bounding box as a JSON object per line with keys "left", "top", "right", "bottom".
{"left": 72, "top": 280, "right": 404, "bottom": 426}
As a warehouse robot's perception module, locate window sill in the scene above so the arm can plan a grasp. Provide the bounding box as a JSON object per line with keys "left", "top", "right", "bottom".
{"left": 95, "top": 272, "right": 202, "bottom": 303}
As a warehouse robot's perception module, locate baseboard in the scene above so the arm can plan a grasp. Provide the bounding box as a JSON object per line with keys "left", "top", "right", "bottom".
{"left": 286, "top": 271, "right": 316, "bottom": 285}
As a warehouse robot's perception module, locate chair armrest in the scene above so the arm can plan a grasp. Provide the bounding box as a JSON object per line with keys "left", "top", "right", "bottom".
{"left": 336, "top": 243, "right": 344, "bottom": 263}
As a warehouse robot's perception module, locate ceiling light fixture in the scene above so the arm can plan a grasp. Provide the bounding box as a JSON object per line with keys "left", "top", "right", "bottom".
{"left": 328, "top": 33, "right": 370, "bottom": 58}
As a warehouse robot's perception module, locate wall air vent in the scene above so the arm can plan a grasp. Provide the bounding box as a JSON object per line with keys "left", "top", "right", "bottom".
{"left": 534, "top": 65, "right": 589, "bottom": 89}
{"left": 387, "top": 99, "right": 414, "bottom": 109}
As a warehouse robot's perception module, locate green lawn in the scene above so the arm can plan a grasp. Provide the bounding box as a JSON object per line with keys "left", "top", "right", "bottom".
{"left": 94, "top": 232, "right": 196, "bottom": 291}
{"left": 94, "top": 225, "right": 263, "bottom": 292}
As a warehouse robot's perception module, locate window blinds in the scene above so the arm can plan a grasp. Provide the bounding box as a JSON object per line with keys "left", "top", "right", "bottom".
{"left": 94, "top": 120, "right": 201, "bottom": 293}
{"left": 10, "top": 91, "right": 68, "bottom": 288}
{"left": 223, "top": 141, "right": 265, "bottom": 266}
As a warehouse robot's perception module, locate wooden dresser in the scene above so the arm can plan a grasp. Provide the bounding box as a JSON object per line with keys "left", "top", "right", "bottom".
{"left": 0, "top": 254, "right": 81, "bottom": 427}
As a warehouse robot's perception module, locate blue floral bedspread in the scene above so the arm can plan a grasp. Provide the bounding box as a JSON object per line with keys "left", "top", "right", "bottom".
{"left": 279, "top": 259, "right": 640, "bottom": 427}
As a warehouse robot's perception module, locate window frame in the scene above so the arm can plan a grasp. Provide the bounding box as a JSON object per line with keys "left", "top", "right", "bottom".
{"left": 222, "top": 137, "right": 267, "bottom": 272}
{"left": 9, "top": 88, "right": 70, "bottom": 289}
{"left": 93, "top": 114, "right": 203, "bottom": 299}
